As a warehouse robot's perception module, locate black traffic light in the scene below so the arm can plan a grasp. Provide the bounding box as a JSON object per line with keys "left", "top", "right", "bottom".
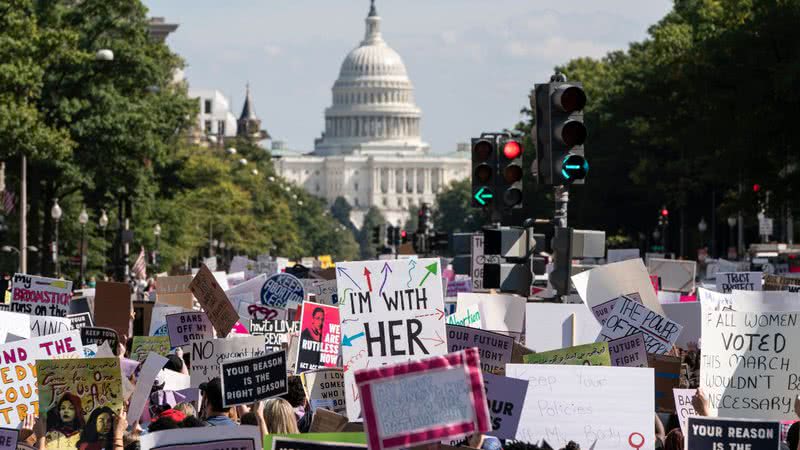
{"left": 371, "top": 226, "right": 382, "bottom": 245}
{"left": 471, "top": 137, "right": 496, "bottom": 208}
{"left": 549, "top": 226, "right": 574, "bottom": 296}
{"left": 386, "top": 225, "right": 396, "bottom": 247}
{"left": 533, "top": 78, "right": 588, "bottom": 185}
{"left": 418, "top": 203, "right": 432, "bottom": 233}
{"left": 498, "top": 137, "right": 524, "bottom": 209}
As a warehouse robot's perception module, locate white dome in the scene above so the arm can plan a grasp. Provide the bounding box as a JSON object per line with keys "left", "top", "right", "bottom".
{"left": 338, "top": 44, "right": 408, "bottom": 81}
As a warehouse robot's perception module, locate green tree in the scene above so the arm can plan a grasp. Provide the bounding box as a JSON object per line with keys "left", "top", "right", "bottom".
{"left": 358, "top": 207, "right": 386, "bottom": 259}
{"left": 432, "top": 179, "right": 489, "bottom": 236}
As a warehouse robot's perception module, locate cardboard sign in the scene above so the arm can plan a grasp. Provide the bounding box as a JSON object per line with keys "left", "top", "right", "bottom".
{"left": 262, "top": 273, "right": 305, "bottom": 308}
{"left": 716, "top": 272, "right": 763, "bottom": 293}
{"left": 165, "top": 312, "right": 214, "bottom": 348}
{"left": 272, "top": 437, "right": 366, "bottom": 450}
{"left": 446, "top": 325, "right": 513, "bottom": 374}
{"left": 220, "top": 350, "right": 287, "bottom": 407}
{"left": 156, "top": 275, "right": 195, "bottom": 309}
{"left": 597, "top": 295, "right": 683, "bottom": 354}
{"left": 673, "top": 388, "right": 696, "bottom": 432}
{"left": 606, "top": 248, "right": 640, "bottom": 263}
{"left": 309, "top": 408, "right": 349, "bottom": 433}
{"left": 444, "top": 306, "right": 481, "bottom": 328}
{"left": 456, "top": 292, "right": 525, "bottom": 337}
{"left": 67, "top": 312, "right": 93, "bottom": 330}
{"left": 506, "top": 364, "right": 654, "bottom": 449}
{"left": 0, "top": 428, "right": 18, "bottom": 450}
{"left": 355, "top": 348, "right": 490, "bottom": 450}
{"left": 296, "top": 302, "right": 341, "bottom": 374}
{"left": 189, "top": 336, "right": 270, "bottom": 387}
{"left": 337, "top": 258, "right": 447, "bottom": 421}
{"left": 702, "top": 310, "right": 800, "bottom": 420}
{"left": 647, "top": 354, "right": 681, "bottom": 413}
{"left": 571, "top": 259, "right": 665, "bottom": 316}
{"left": 523, "top": 342, "right": 611, "bottom": 366}
{"left": 647, "top": 258, "right": 696, "bottom": 293}
{"left": 482, "top": 372, "right": 527, "bottom": 440}
{"left": 264, "top": 433, "right": 366, "bottom": 450}
{"left": 131, "top": 336, "right": 171, "bottom": 362}
{"left": 249, "top": 320, "right": 299, "bottom": 350}
{"left": 309, "top": 280, "right": 338, "bottom": 305}
{"left": 686, "top": 417, "right": 779, "bottom": 450}
{"left": 189, "top": 264, "right": 238, "bottom": 337}
{"left": 300, "top": 368, "right": 346, "bottom": 415}
{"left": 94, "top": 281, "right": 132, "bottom": 337}
{"left": 471, "top": 234, "right": 499, "bottom": 292}
{"left": 139, "top": 425, "right": 261, "bottom": 450}
{"left": 525, "top": 303, "right": 602, "bottom": 352}
{"left": 37, "top": 358, "right": 122, "bottom": 450}
{"left": 127, "top": 353, "right": 169, "bottom": 426}
{"left": 10, "top": 273, "right": 71, "bottom": 317}
{"left": 80, "top": 327, "right": 119, "bottom": 351}
{"left": 0, "top": 331, "right": 83, "bottom": 427}
{"left": 662, "top": 302, "right": 701, "bottom": 350}
{"left": 764, "top": 274, "right": 800, "bottom": 292}
{"left": 607, "top": 332, "right": 648, "bottom": 367}
{"left": 30, "top": 316, "right": 72, "bottom": 337}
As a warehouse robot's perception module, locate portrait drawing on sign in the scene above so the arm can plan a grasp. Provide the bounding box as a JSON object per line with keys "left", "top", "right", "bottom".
{"left": 299, "top": 306, "right": 325, "bottom": 368}
{"left": 45, "top": 393, "right": 84, "bottom": 449}
{"left": 76, "top": 406, "right": 115, "bottom": 450}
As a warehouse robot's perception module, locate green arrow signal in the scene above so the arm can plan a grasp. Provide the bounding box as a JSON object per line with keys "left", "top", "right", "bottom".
{"left": 473, "top": 186, "right": 493, "bottom": 206}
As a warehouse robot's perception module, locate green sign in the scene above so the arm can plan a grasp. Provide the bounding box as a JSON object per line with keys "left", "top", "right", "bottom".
{"left": 473, "top": 186, "right": 494, "bottom": 206}
{"left": 523, "top": 342, "right": 611, "bottom": 366}
{"left": 264, "top": 433, "right": 367, "bottom": 449}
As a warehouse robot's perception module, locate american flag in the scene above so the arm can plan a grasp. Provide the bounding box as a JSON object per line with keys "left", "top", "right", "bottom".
{"left": 132, "top": 246, "right": 147, "bottom": 280}
{"left": 2, "top": 190, "right": 15, "bottom": 215}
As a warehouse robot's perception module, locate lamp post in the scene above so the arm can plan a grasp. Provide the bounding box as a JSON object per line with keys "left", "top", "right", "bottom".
{"left": 153, "top": 223, "right": 161, "bottom": 269}
{"left": 2, "top": 246, "right": 38, "bottom": 273}
{"left": 99, "top": 209, "right": 108, "bottom": 275}
{"left": 78, "top": 207, "right": 88, "bottom": 286}
{"left": 51, "top": 198, "right": 62, "bottom": 277}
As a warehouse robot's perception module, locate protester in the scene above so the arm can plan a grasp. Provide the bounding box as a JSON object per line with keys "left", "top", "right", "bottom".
{"left": 198, "top": 378, "right": 236, "bottom": 426}
{"left": 263, "top": 398, "right": 300, "bottom": 434}
{"left": 663, "top": 429, "right": 684, "bottom": 450}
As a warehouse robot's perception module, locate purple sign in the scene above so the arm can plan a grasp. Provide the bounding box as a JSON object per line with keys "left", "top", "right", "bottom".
{"left": 608, "top": 332, "right": 648, "bottom": 367}
{"left": 483, "top": 373, "right": 527, "bottom": 440}
{"left": 0, "top": 427, "right": 19, "bottom": 450}
{"left": 446, "top": 325, "right": 513, "bottom": 374}
{"left": 165, "top": 312, "right": 214, "bottom": 348}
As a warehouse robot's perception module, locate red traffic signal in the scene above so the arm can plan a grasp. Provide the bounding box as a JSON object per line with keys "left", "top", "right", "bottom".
{"left": 502, "top": 141, "right": 522, "bottom": 160}
{"left": 661, "top": 208, "right": 669, "bottom": 217}
{"left": 753, "top": 183, "right": 761, "bottom": 193}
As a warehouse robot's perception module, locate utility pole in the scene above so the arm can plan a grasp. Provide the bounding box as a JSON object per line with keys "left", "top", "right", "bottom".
{"left": 19, "top": 155, "right": 26, "bottom": 273}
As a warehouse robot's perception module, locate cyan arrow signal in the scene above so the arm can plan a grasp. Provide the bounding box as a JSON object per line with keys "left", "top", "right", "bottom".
{"left": 473, "top": 186, "right": 493, "bottom": 206}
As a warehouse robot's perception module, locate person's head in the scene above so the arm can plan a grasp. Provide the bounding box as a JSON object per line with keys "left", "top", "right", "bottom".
{"left": 199, "top": 378, "right": 231, "bottom": 417}
{"left": 174, "top": 402, "right": 196, "bottom": 418}
{"left": 788, "top": 422, "right": 800, "bottom": 450}
{"left": 48, "top": 393, "right": 85, "bottom": 430}
{"left": 178, "top": 416, "right": 205, "bottom": 428}
{"left": 281, "top": 376, "right": 307, "bottom": 409}
{"left": 165, "top": 354, "right": 184, "bottom": 373}
{"left": 78, "top": 406, "right": 116, "bottom": 445}
{"left": 664, "top": 429, "right": 684, "bottom": 450}
{"left": 311, "top": 307, "right": 324, "bottom": 332}
{"left": 147, "top": 416, "right": 179, "bottom": 433}
{"left": 263, "top": 398, "right": 299, "bottom": 434}
{"left": 561, "top": 442, "right": 580, "bottom": 450}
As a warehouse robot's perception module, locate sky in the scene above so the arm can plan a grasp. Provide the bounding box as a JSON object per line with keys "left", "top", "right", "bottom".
{"left": 143, "top": 0, "right": 673, "bottom": 154}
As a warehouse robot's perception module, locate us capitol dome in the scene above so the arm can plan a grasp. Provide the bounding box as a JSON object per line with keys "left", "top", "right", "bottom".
{"left": 274, "top": 0, "right": 469, "bottom": 227}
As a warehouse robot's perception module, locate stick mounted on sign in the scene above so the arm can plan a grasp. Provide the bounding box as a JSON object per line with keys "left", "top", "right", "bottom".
{"left": 570, "top": 313, "right": 576, "bottom": 347}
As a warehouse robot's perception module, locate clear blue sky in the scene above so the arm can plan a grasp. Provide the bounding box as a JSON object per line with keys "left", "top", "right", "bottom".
{"left": 143, "top": 0, "right": 672, "bottom": 153}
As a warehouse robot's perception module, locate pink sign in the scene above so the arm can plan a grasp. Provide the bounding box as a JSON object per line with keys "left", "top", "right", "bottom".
{"left": 295, "top": 302, "right": 341, "bottom": 374}
{"left": 355, "top": 347, "right": 490, "bottom": 450}
{"left": 679, "top": 295, "right": 697, "bottom": 303}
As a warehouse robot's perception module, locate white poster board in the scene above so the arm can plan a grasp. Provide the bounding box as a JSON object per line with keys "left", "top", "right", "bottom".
{"left": 456, "top": 293, "right": 525, "bottom": 338}
{"left": 524, "top": 303, "right": 601, "bottom": 352}
{"left": 716, "top": 272, "right": 763, "bottom": 293}
{"left": 571, "top": 259, "right": 664, "bottom": 316}
{"left": 506, "top": 364, "right": 654, "bottom": 449}
{"left": 647, "top": 258, "right": 696, "bottom": 293}
{"left": 139, "top": 425, "right": 261, "bottom": 450}
{"left": 189, "top": 336, "right": 270, "bottom": 388}
{"left": 606, "top": 249, "right": 640, "bottom": 264}
{"left": 662, "top": 302, "right": 701, "bottom": 350}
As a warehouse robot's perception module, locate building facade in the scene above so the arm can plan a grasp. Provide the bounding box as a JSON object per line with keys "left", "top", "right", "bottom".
{"left": 274, "top": 1, "right": 469, "bottom": 227}
{"left": 188, "top": 89, "right": 238, "bottom": 141}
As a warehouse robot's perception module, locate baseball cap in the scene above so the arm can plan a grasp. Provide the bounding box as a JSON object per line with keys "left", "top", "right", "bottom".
{"left": 198, "top": 377, "right": 226, "bottom": 412}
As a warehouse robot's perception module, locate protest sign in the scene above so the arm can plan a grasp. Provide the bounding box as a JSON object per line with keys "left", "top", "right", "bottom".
{"left": 597, "top": 295, "right": 683, "bottom": 354}
{"left": 701, "top": 310, "right": 800, "bottom": 420}
{"left": 132, "top": 300, "right": 154, "bottom": 336}
{"left": 220, "top": 350, "right": 287, "bottom": 407}
{"left": 250, "top": 320, "right": 299, "bottom": 350}
{"left": 662, "top": 302, "right": 701, "bottom": 350}
{"left": 456, "top": 292, "right": 525, "bottom": 337}
{"left": 444, "top": 305, "right": 481, "bottom": 328}
{"left": 309, "top": 408, "right": 349, "bottom": 433}
{"left": 355, "top": 348, "right": 490, "bottom": 450}
{"left": 296, "top": 302, "right": 341, "bottom": 374}
{"left": 673, "top": 388, "right": 696, "bottom": 432}
{"left": 525, "top": 303, "right": 601, "bottom": 352}
{"left": 37, "top": 357, "right": 122, "bottom": 450}
{"left": 730, "top": 290, "right": 800, "bottom": 312}
{"left": 68, "top": 297, "right": 91, "bottom": 316}
{"left": 30, "top": 315, "right": 72, "bottom": 337}
{"left": 128, "top": 353, "right": 169, "bottom": 426}
{"left": 10, "top": 273, "right": 71, "bottom": 317}
{"left": 686, "top": 417, "right": 779, "bottom": 450}
{"left": 300, "top": 368, "right": 346, "bottom": 415}
{"left": 698, "top": 287, "right": 733, "bottom": 311}
{"left": 0, "top": 331, "right": 83, "bottom": 427}
{"left": 522, "top": 342, "right": 611, "bottom": 366}
{"left": 764, "top": 274, "right": 800, "bottom": 292}
{"left": 607, "top": 248, "right": 640, "bottom": 263}
{"left": 0, "top": 428, "right": 17, "bottom": 450}
{"left": 446, "top": 325, "right": 512, "bottom": 374}
{"left": 445, "top": 276, "right": 472, "bottom": 298}
{"left": 506, "top": 364, "right": 654, "bottom": 449}
{"left": 571, "top": 258, "right": 665, "bottom": 316}
{"left": 309, "top": 279, "right": 338, "bottom": 305}
{"left": 607, "top": 332, "right": 648, "bottom": 367}
{"left": 149, "top": 305, "right": 187, "bottom": 336}
{"left": 647, "top": 258, "right": 696, "bottom": 293}
{"left": 337, "top": 258, "right": 446, "bottom": 421}
{"left": 139, "top": 425, "right": 261, "bottom": 450}
{"left": 716, "top": 272, "right": 763, "bottom": 293}
{"left": 273, "top": 437, "right": 366, "bottom": 450}
{"left": 130, "top": 336, "right": 171, "bottom": 362}
{"left": 80, "top": 327, "right": 119, "bottom": 351}
{"left": 156, "top": 275, "right": 195, "bottom": 309}
{"left": 262, "top": 273, "right": 305, "bottom": 308}
{"left": 189, "top": 336, "right": 270, "bottom": 387}
{"left": 189, "top": 264, "right": 238, "bottom": 337}
{"left": 264, "top": 433, "right": 367, "bottom": 450}
{"left": 471, "top": 234, "right": 499, "bottom": 292}
{"left": 647, "top": 354, "right": 681, "bottom": 412}
{"left": 67, "top": 312, "right": 92, "bottom": 330}
{"left": 482, "top": 372, "right": 527, "bottom": 440}
{"left": 94, "top": 281, "right": 132, "bottom": 337}
{"left": 165, "top": 312, "right": 214, "bottom": 348}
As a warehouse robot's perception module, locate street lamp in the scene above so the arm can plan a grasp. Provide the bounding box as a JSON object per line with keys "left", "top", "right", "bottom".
{"left": 95, "top": 49, "right": 114, "bottom": 61}
{"left": 78, "top": 207, "right": 88, "bottom": 286}
{"left": 50, "top": 198, "right": 63, "bottom": 277}
{"left": 153, "top": 223, "right": 161, "bottom": 268}
{"left": 99, "top": 209, "right": 108, "bottom": 275}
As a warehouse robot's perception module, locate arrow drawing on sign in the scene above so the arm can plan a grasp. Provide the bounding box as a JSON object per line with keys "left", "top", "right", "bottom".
{"left": 363, "top": 267, "right": 372, "bottom": 291}
{"left": 379, "top": 262, "right": 392, "bottom": 296}
{"left": 418, "top": 262, "right": 438, "bottom": 287}
{"left": 337, "top": 267, "right": 362, "bottom": 290}
{"left": 419, "top": 331, "right": 445, "bottom": 347}
{"left": 341, "top": 318, "right": 360, "bottom": 324}
{"left": 415, "top": 308, "right": 445, "bottom": 321}
{"left": 342, "top": 332, "right": 365, "bottom": 347}
{"left": 406, "top": 259, "right": 417, "bottom": 287}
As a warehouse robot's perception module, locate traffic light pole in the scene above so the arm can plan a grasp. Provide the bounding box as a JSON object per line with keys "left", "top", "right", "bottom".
{"left": 554, "top": 185, "right": 569, "bottom": 228}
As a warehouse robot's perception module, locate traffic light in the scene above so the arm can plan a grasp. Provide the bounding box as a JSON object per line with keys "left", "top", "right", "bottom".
{"left": 471, "top": 137, "right": 496, "bottom": 207}
{"left": 533, "top": 79, "right": 588, "bottom": 185}
{"left": 386, "top": 225, "right": 396, "bottom": 247}
{"left": 400, "top": 229, "right": 408, "bottom": 244}
{"left": 371, "top": 226, "right": 382, "bottom": 245}
{"left": 418, "top": 203, "right": 432, "bottom": 233}
{"left": 497, "top": 138, "right": 524, "bottom": 208}
{"left": 549, "top": 226, "right": 574, "bottom": 296}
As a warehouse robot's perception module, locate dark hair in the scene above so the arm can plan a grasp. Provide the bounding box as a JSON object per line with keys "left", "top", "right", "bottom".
{"left": 281, "top": 376, "right": 306, "bottom": 408}
{"left": 240, "top": 412, "right": 258, "bottom": 426}
{"left": 178, "top": 416, "right": 205, "bottom": 428}
{"left": 46, "top": 393, "right": 85, "bottom": 434}
{"left": 788, "top": 422, "right": 800, "bottom": 450}
{"left": 562, "top": 442, "right": 580, "bottom": 450}
{"left": 312, "top": 307, "right": 324, "bottom": 317}
{"left": 504, "top": 442, "right": 544, "bottom": 450}
{"left": 165, "top": 354, "right": 184, "bottom": 373}
{"left": 664, "top": 429, "right": 684, "bottom": 450}
{"left": 148, "top": 416, "right": 179, "bottom": 432}
{"left": 77, "top": 406, "right": 115, "bottom": 447}
{"left": 199, "top": 378, "right": 229, "bottom": 413}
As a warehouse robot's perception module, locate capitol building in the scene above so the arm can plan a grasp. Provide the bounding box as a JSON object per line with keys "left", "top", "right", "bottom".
{"left": 273, "top": 1, "right": 469, "bottom": 227}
